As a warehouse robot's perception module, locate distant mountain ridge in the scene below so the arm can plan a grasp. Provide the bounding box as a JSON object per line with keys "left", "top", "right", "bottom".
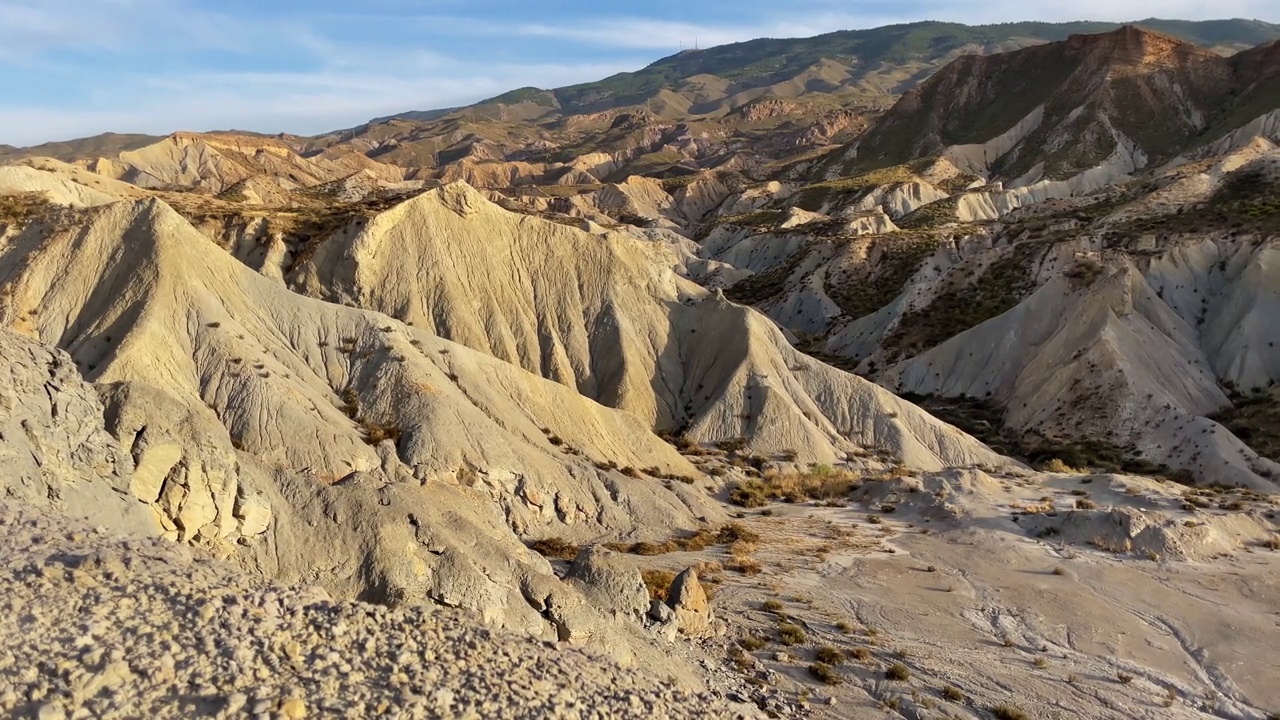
{"left": 4, "top": 18, "right": 1280, "bottom": 189}
{"left": 836, "top": 26, "right": 1280, "bottom": 180}
{"left": 391, "top": 18, "right": 1280, "bottom": 121}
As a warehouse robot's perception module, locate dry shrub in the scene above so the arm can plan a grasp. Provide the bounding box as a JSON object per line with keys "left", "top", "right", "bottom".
{"left": 778, "top": 623, "right": 807, "bottom": 646}
{"left": 808, "top": 662, "right": 842, "bottom": 685}
{"left": 729, "top": 466, "right": 858, "bottom": 507}
{"left": 1042, "top": 458, "right": 1078, "bottom": 474}
{"left": 642, "top": 570, "right": 676, "bottom": 601}
{"left": 0, "top": 191, "right": 50, "bottom": 225}
{"left": 611, "top": 521, "right": 759, "bottom": 557}
{"left": 885, "top": 663, "right": 911, "bottom": 681}
{"left": 717, "top": 522, "right": 760, "bottom": 544}
{"left": 727, "top": 557, "right": 762, "bottom": 576}
{"left": 815, "top": 646, "right": 844, "bottom": 664}
{"left": 527, "top": 538, "right": 580, "bottom": 560}
{"left": 694, "top": 560, "right": 724, "bottom": 576}
{"left": 360, "top": 422, "right": 403, "bottom": 446}
{"left": 627, "top": 540, "right": 682, "bottom": 556}
{"left": 991, "top": 705, "right": 1029, "bottom": 720}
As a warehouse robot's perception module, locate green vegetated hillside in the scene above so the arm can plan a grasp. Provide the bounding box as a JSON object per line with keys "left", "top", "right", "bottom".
{"left": 399, "top": 18, "right": 1280, "bottom": 120}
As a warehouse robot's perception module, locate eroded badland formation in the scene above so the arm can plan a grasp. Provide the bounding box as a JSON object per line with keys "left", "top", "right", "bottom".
{"left": 1, "top": 17, "right": 1279, "bottom": 720}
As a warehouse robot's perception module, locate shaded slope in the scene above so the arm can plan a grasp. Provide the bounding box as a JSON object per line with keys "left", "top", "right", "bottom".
{"left": 843, "top": 26, "right": 1252, "bottom": 180}
{"left": 274, "top": 182, "right": 1010, "bottom": 471}
{"left": 0, "top": 197, "right": 721, "bottom": 542}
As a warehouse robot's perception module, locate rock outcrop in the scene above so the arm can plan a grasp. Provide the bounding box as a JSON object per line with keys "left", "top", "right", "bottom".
{"left": 0, "top": 329, "right": 156, "bottom": 535}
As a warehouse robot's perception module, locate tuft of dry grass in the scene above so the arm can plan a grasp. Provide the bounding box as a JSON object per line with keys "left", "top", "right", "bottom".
{"left": 726, "top": 557, "right": 762, "bottom": 576}
{"left": 0, "top": 191, "right": 51, "bottom": 225}
{"left": 808, "top": 662, "right": 842, "bottom": 685}
{"left": 815, "top": 646, "right": 845, "bottom": 664}
{"left": 527, "top": 537, "right": 580, "bottom": 560}
{"left": 778, "top": 623, "right": 807, "bottom": 646}
{"left": 1041, "top": 458, "right": 1078, "bottom": 473}
{"left": 642, "top": 570, "right": 676, "bottom": 602}
{"left": 729, "top": 466, "right": 858, "bottom": 507}
{"left": 885, "top": 663, "right": 911, "bottom": 681}
{"left": 991, "top": 704, "right": 1030, "bottom": 720}
{"left": 941, "top": 686, "right": 965, "bottom": 702}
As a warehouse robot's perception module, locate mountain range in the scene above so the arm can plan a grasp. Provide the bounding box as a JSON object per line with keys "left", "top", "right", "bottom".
{"left": 1, "top": 18, "right": 1279, "bottom": 720}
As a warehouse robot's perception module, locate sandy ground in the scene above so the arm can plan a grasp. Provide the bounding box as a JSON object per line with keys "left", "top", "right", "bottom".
{"left": 636, "top": 470, "right": 1280, "bottom": 719}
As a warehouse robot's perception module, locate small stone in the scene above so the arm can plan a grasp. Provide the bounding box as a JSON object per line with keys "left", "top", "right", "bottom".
{"left": 280, "top": 697, "right": 307, "bottom": 719}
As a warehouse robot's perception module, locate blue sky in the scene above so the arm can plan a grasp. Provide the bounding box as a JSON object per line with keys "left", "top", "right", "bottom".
{"left": 2, "top": 0, "right": 1279, "bottom": 146}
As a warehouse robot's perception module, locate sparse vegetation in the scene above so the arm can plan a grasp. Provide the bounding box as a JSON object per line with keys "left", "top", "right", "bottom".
{"left": 991, "top": 704, "right": 1030, "bottom": 720}
{"left": 808, "top": 662, "right": 842, "bottom": 685}
{"left": 1042, "top": 458, "right": 1077, "bottom": 474}
{"left": 815, "top": 646, "right": 845, "bottom": 665}
{"left": 527, "top": 537, "right": 579, "bottom": 560}
{"left": 941, "top": 686, "right": 965, "bottom": 702}
{"left": 0, "top": 191, "right": 51, "bottom": 225}
{"left": 728, "top": 466, "right": 857, "bottom": 507}
{"left": 778, "top": 623, "right": 807, "bottom": 646}
{"left": 641, "top": 570, "right": 677, "bottom": 602}
{"left": 885, "top": 663, "right": 911, "bottom": 681}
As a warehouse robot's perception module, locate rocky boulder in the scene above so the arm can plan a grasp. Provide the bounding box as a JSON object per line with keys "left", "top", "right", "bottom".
{"left": 665, "top": 568, "right": 716, "bottom": 638}
{"left": 564, "top": 546, "right": 649, "bottom": 622}
{"left": 0, "top": 329, "right": 156, "bottom": 535}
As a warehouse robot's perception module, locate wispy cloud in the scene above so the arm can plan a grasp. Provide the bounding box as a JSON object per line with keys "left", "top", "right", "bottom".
{"left": 0, "top": 59, "right": 639, "bottom": 144}
{"left": 1, "top": 0, "right": 1278, "bottom": 145}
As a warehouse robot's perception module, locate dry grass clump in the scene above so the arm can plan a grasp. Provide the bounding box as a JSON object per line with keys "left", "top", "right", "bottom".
{"left": 991, "top": 704, "right": 1029, "bottom": 720}
{"left": 729, "top": 465, "right": 858, "bottom": 507}
{"left": 359, "top": 422, "right": 403, "bottom": 446}
{"left": 778, "top": 623, "right": 807, "bottom": 646}
{"left": 717, "top": 522, "right": 760, "bottom": 544}
{"left": 762, "top": 599, "right": 785, "bottom": 613}
{"left": 1075, "top": 497, "right": 1098, "bottom": 510}
{"left": 726, "top": 557, "right": 763, "bottom": 576}
{"left": 1041, "top": 458, "right": 1079, "bottom": 474}
{"left": 738, "top": 635, "right": 767, "bottom": 652}
{"left": 815, "top": 646, "right": 845, "bottom": 664}
{"left": 941, "top": 686, "right": 965, "bottom": 702}
{"left": 885, "top": 663, "right": 911, "bottom": 681}
{"left": 0, "top": 191, "right": 50, "bottom": 225}
{"left": 527, "top": 537, "right": 580, "bottom": 560}
{"left": 642, "top": 569, "right": 676, "bottom": 602}
{"left": 608, "top": 520, "right": 766, "bottom": 557}
{"left": 808, "top": 662, "right": 842, "bottom": 685}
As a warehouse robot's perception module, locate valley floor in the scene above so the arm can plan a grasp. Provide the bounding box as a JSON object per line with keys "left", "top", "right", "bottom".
{"left": 632, "top": 471, "right": 1280, "bottom": 719}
